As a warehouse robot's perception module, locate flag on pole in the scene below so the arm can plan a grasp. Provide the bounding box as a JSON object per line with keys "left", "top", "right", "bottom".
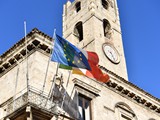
{"left": 72, "top": 51, "right": 110, "bottom": 83}
{"left": 51, "top": 34, "right": 91, "bottom": 70}
{"left": 60, "top": 50, "right": 110, "bottom": 83}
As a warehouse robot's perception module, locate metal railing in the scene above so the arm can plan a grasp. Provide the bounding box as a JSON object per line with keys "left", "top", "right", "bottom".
{"left": 5, "top": 86, "right": 56, "bottom": 116}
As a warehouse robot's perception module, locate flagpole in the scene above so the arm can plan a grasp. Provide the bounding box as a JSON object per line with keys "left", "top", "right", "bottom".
{"left": 24, "top": 21, "right": 29, "bottom": 99}
{"left": 41, "top": 29, "right": 56, "bottom": 95}
{"left": 48, "top": 63, "right": 59, "bottom": 99}
{"left": 44, "top": 63, "right": 59, "bottom": 107}
{"left": 61, "top": 70, "right": 71, "bottom": 109}
{"left": 44, "top": 29, "right": 61, "bottom": 107}
{"left": 48, "top": 29, "right": 58, "bottom": 98}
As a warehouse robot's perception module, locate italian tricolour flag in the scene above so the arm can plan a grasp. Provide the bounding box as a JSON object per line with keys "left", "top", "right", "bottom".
{"left": 60, "top": 49, "right": 110, "bottom": 83}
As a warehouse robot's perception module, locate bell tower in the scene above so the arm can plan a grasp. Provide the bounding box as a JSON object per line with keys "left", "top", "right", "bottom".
{"left": 63, "top": 0, "right": 128, "bottom": 80}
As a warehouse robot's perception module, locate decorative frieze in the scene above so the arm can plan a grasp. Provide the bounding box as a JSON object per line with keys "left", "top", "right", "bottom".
{"left": 0, "top": 28, "right": 53, "bottom": 76}
{"left": 105, "top": 75, "right": 160, "bottom": 115}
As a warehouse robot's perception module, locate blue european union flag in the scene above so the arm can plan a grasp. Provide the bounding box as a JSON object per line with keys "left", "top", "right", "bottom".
{"left": 51, "top": 34, "right": 91, "bottom": 70}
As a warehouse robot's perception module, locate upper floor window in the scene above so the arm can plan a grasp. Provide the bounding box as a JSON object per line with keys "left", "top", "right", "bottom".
{"left": 73, "top": 78, "right": 100, "bottom": 120}
{"left": 78, "top": 94, "right": 91, "bottom": 120}
{"left": 74, "top": 22, "right": 83, "bottom": 42}
{"left": 75, "top": 2, "right": 81, "bottom": 13}
{"left": 103, "top": 19, "right": 111, "bottom": 38}
{"left": 102, "top": 0, "right": 109, "bottom": 10}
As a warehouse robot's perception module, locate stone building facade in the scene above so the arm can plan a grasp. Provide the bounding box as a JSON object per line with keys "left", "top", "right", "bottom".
{"left": 0, "top": 0, "right": 160, "bottom": 120}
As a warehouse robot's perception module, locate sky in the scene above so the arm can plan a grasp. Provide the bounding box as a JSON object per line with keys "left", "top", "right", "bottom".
{"left": 0, "top": 0, "right": 160, "bottom": 99}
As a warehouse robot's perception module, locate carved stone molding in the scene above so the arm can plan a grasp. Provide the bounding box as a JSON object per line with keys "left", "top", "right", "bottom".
{"left": 105, "top": 80, "right": 160, "bottom": 115}
{"left": 73, "top": 78, "right": 101, "bottom": 98}
{"left": 0, "top": 28, "right": 53, "bottom": 77}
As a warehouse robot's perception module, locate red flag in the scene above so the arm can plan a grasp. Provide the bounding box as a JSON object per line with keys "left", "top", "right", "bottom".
{"left": 86, "top": 62, "right": 110, "bottom": 83}
{"left": 73, "top": 51, "right": 110, "bottom": 83}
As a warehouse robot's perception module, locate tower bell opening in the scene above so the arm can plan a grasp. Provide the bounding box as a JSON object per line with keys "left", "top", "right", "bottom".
{"left": 74, "top": 22, "right": 83, "bottom": 42}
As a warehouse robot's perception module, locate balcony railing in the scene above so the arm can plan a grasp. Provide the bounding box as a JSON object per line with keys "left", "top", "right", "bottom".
{"left": 4, "top": 86, "right": 56, "bottom": 117}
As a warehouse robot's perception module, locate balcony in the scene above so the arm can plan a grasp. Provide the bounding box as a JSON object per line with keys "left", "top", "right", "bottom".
{"left": 1, "top": 86, "right": 57, "bottom": 120}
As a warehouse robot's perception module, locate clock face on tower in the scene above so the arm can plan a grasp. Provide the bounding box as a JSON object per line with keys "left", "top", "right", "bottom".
{"left": 103, "top": 43, "right": 120, "bottom": 64}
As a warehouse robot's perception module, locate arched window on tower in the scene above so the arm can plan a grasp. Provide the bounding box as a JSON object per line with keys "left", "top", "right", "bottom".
{"left": 75, "top": 2, "right": 81, "bottom": 13}
{"left": 101, "top": 0, "right": 109, "bottom": 10}
{"left": 103, "top": 19, "right": 111, "bottom": 39}
{"left": 74, "top": 22, "right": 83, "bottom": 42}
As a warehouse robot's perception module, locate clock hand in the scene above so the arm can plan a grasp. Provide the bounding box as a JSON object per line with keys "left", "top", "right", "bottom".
{"left": 109, "top": 51, "right": 116, "bottom": 61}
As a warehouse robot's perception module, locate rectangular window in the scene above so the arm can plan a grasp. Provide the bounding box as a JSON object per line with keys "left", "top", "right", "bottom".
{"left": 78, "top": 94, "right": 91, "bottom": 120}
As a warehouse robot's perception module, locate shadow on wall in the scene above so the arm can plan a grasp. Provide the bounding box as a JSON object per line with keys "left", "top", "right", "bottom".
{"left": 52, "top": 84, "right": 79, "bottom": 119}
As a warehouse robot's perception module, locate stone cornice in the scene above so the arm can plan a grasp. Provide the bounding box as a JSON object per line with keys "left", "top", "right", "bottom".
{"left": 0, "top": 28, "right": 53, "bottom": 76}
{"left": 98, "top": 65, "right": 160, "bottom": 115}
{"left": 73, "top": 78, "right": 101, "bottom": 97}
{"left": 0, "top": 28, "right": 52, "bottom": 60}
